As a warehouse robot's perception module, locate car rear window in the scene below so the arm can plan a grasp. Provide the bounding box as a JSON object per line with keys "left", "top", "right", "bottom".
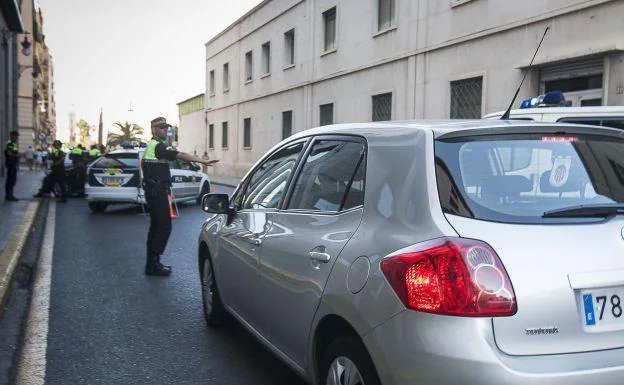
{"left": 435, "top": 133, "right": 624, "bottom": 224}
{"left": 93, "top": 153, "right": 139, "bottom": 169}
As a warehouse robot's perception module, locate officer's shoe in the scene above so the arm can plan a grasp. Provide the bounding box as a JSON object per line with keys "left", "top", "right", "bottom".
{"left": 145, "top": 263, "right": 171, "bottom": 276}
{"left": 157, "top": 255, "right": 172, "bottom": 271}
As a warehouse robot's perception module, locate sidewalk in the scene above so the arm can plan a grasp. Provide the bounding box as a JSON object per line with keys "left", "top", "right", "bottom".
{"left": 209, "top": 175, "right": 241, "bottom": 188}
{"left": 0, "top": 169, "right": 45, "bottom": 312}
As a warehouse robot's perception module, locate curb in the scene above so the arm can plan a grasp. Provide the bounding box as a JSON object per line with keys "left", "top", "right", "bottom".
{"left": 0, "top": 201, "right": 40, "bottom": 316}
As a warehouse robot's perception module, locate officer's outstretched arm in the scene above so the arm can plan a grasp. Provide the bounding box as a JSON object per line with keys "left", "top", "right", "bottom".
{"left": 176, "top": 152, "right": 220, "bottom": 165}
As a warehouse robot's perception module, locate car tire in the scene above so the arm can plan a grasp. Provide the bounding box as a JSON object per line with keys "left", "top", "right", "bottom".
{"left": 201, "top": 254, "right": 230, "bottom": 327}
{"left": 53, "top": 181, "right": 68, "bottom": 198}
{"left": 88, "top": 202, "right": 108, "bottom": 214}
{"left": 320, "top": 336, "right": 381, "bottom": 385}
{"left": 196, "top": 182, "right": 210, "bottom": 205}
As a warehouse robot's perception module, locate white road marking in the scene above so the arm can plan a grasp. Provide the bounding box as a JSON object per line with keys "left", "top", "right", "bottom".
{"left": 16, "top": 202, "right": 55, "bottom": 385}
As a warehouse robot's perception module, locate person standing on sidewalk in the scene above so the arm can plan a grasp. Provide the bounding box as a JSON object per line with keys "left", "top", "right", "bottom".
{"left": 4, "top": 131, "right": 20, "bottom": 201}
{"left": 33, "top": 140, "right": 67, "bottom": 203}
{"left": 142, "top": 117, "right": 219, "bottom": 276}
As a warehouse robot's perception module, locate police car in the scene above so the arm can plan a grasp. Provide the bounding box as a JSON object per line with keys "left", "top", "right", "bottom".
{"left": 85, "top": 149, "right": 211, "bottom": 213}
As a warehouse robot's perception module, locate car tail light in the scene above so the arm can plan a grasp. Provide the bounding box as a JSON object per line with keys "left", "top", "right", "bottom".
{"left": 380, "top": 237, "right": 517, "bottom": 317}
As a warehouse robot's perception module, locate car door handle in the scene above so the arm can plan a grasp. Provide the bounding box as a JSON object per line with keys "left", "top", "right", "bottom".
{"left": 248, "top": 236, "right": 262, "bottom": 246}
{"left": 309, "top": 251, "right": 331, "bottom": 263}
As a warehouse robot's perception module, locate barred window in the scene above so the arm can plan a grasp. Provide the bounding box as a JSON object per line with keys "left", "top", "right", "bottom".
{"left": 209, "top": 124, "right": 214, "bottom": 149}
{"left": 262, "top": 42, "right": 271, "bottom": 74}
{"left": 245, "top": 51, "right": 253, "bottom": 82}
{"left": 450, "top": 76, "right": 483, "bottom": 119}
{"left": 378, "top": 0, "right": 395, "bottom": 31}
{"left": 320, "top": 103, "right": 334, "bottom": 126}
{"left": 323, "top": 7, "right": 337, "bottom": 52}
{"left": 372, "top": 93, "right": 392, "bottom": 121}
{"left": 284, "top": 29, "right": 295, "bottom": 67}
{"left": 244, "top": 118, "right": 251, "bottom": 148}
{"left": 222, "top": 122, "right": 228, "bottom": 148}
{"left": 223, "top": 63, "right": 229, "bottom": 91}
{"left": 209, "top": 70, "right": 215, "bottom": 95}
{"left": 282, "top": 111, "right": 293, "bottom": 139}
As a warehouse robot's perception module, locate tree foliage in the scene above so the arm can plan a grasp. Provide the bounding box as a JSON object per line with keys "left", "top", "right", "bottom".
{"left": 77, "top": 119, "right": 92, "bottom": 145}
{"left": 106, "top": 121, "right": 144, "bottom": 149}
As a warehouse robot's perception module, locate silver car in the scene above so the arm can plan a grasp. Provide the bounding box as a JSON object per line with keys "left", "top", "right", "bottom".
{"left": 198, "top": 120, "right": 624, "bottom": 385}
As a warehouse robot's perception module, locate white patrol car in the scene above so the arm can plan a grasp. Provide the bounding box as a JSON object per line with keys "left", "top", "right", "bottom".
{"left": 85, "top": 149, "right": 211, "bottom": 213}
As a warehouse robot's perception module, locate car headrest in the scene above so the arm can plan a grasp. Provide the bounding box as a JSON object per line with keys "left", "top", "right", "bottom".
{"left": 481, "top": 175, "right": 532, "bottom": 199}
{"left": 540, "top": 170, "right": 585, "bottom": 192}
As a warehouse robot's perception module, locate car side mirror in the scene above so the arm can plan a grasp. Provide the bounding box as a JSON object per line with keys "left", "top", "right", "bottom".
{"left": 202, "top": 193, "right": 230, "bottom": 214}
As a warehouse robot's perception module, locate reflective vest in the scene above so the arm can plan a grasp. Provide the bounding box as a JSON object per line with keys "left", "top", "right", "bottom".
{"left": 71, "top": 147, "right": 83, "bottom": 155}
{"left": 5, "top": 140, "right": 18, "bottom": 166}
{"left": 142, "top": 138, "right": 171, "bottom": 184}
{"left": 6, "top": 140, "right": 17, "bottom": 153}
{"left": 89, "top": 149, "right": 101, "bottom": 157}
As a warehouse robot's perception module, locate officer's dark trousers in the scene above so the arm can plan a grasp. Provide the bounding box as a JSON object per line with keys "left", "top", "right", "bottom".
{"left": 145, "top": 185, "right": 172, "bottom": 256}
{"left": 5, "top": 165, "right": 17, "bottom": 198}
{"left": 40, "top": 169, "right": 67, "bottom": 199}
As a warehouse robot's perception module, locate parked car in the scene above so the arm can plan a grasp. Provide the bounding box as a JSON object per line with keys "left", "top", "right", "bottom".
{"left": 484, "top": 105, "right": 624, "bottom": 130}
{"left": 198, "top": 120, "right": 624, "bottom": 385}
{"left": 85, "top": 149, "right": 211, "bottom": 213}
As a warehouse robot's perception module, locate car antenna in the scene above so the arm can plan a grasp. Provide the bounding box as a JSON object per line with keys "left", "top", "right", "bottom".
{"left": 501, "top": 27, "right": 549, "bottom": 120}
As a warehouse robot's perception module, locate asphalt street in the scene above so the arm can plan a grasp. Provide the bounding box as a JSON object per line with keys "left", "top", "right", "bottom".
{"left": 39, "top": 184, "right": 306, "bottom": 385}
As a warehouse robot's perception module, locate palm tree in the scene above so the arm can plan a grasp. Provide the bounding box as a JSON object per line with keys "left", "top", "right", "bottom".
{"left": 106, "top": 121, "right": 144, "bottom": 149}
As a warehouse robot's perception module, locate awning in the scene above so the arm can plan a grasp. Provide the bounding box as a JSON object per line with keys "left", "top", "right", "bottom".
{"left": 515, "top": 44, "right": 624, "bottom": 69}
{"left": 0, "top": 0, "right": 25, "bottom": 32}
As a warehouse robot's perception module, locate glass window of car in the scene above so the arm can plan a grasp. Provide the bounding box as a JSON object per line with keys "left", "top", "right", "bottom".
{"left": 435, "top": 133, "right": 624, "bottom": 223}
{"left": 240, "top": 141, "right": 305, "bottom": 210}
{"left": 558, "top": 117, "right": 624, "bottom": 130}
{"left": 287, "top": 139, "right": 365, "bottom": 212}
{"left": 93, "top": 153, "right": 139, "bottom": 169}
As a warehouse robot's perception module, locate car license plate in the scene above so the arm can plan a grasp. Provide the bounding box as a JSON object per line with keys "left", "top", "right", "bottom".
{"left": 581, "top": 288, "right": 624, "bottom": 332}
{"left": 102, "top": 176, "right": 123, "bottom": 186}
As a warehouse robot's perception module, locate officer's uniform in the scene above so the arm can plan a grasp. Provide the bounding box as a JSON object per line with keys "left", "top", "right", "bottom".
{"left": 88, "top": 148, "right": 101, "bottom": 160}
{"left": 142, "top": 137, "right": 178, "bottom": 275}
{"left": 35, "top": 145, "right": 67, "bottom": 202}
{"left": 4, "top": 137, "right": 19, "bottom": 201}
{"left": 70, "top": 147, "right": 87, "bottom": 195}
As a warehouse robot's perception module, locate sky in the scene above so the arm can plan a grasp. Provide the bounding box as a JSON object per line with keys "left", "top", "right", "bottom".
{"left": 36, "top": 0, "right": 263, "bottom": 142}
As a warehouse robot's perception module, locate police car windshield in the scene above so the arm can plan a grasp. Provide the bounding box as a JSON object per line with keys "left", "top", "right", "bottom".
{"left": 94, "top": 153, "right": 140, "bottom": 169}
{"left": 435, "top": 133, "right": 624, "bottom": 224}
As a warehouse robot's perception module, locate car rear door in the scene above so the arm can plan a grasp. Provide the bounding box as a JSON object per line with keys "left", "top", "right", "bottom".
{"left": 255, "top": 137, "right": 366, "bottom": 366}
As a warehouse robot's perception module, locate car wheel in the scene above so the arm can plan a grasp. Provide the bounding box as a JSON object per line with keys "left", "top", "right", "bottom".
{"left": 201, "top": 255, "right": 230, "bottom": 327}
{"left": 321, "top": 336, "right": 381, "bottom": 385}
{"left": 52, "top": 181, "right": 68, "bottom": 198}
{"left": 196, "top": 182, "right": 210, "bottom": 205}
{"left": 88, "top": 202, "right": 108, "bottom": 214}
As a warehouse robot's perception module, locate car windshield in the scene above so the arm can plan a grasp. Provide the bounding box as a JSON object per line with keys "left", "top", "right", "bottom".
{"left": 94, "top": 153, "right": 140, "bottom": 169}
{"left": 435, "top": 133, "right": 624, "bottom": 224}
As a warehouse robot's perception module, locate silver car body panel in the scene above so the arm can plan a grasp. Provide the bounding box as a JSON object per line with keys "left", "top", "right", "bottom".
{"left": 446, "top": 214, "right": 624, "bottom": 356}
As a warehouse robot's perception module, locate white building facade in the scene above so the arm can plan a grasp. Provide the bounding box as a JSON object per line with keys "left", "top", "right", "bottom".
{"left": 177, "top": 93, "right": 206, "bottom": 155}
{"left": 205, "top": 0, "right": 624, "bottom": 178}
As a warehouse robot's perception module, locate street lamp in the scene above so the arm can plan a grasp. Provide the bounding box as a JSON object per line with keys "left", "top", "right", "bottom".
{"left": 20, "top": 35, "right": 31, "bottom": 56}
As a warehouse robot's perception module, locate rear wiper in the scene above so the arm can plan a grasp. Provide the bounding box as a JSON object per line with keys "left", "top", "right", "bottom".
{"left": 543, "top": 204, "right": 624, "bottom": 218}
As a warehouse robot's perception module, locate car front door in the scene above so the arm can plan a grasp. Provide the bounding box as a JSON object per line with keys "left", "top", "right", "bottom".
{"left": 216, "top": 140, "right": 308, "bottom": 327}
{"left": 256, "top": 137, "right": 366, "bottom": 366}
{"left": 169, "top": 159, "right": 187, "bottom": 199}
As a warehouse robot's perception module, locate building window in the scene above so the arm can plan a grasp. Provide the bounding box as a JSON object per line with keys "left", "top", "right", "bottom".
{"left": 245, "top": 51, "right": 253, "bottom": 82}
{"left": 450, "top": 76, "right": 483, "bottom": 119}
{"left": 209, "top": 70, "right": 215, "bottom": 95}
{"left": 320, "top": 103, "right": 334, "bottom": 126}
{"left": 372, "top": 92, "right": 392, "bottom": 121}
{"left": 223, "top": 63, "right": 229, "bottom": 91}
{"left": 323, "top": 7, "right": 337, "bottom": 52}
{"left": 222, "top": 122, "right": 228, "bottom": 148}
{"left": 378, "top": 0, "right": 395, "bottom": 31}
{"left": 282, "top": 110, "right": 293, "bottom": 139}
{"left": 262, "top": 42, "right": 271, "bottom": 75}
{"left": 243, "top": 118, "right": 251, "bottom": 148}
{"left": 284, "top": 29, "right": 295, "bottom": 67}
{"left": 209, "top": 124, "right": 214, "bottom": 149}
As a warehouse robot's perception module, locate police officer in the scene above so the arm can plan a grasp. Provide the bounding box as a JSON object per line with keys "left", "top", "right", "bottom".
{"left": 143, "top": 117, "right": 218, "bottom": 276}
{"left": 34, "top": 140, "right": 67, "bottom": 203}
{"left": 4, "top": 130, "right": 20, "bottom": 201}
{"left": 88, "top": 144, "right": 101, "bottom": 160}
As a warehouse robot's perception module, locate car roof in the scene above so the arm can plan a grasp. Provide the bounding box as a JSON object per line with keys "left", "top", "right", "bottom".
{"left": 106, "top": 149, "right": 143, "bottom": 154}
{"left": 289, "top": 119, "right": 623, "bottom": 141}
{"left": 483, "top": 106, "right": 624, "bottom": 119}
